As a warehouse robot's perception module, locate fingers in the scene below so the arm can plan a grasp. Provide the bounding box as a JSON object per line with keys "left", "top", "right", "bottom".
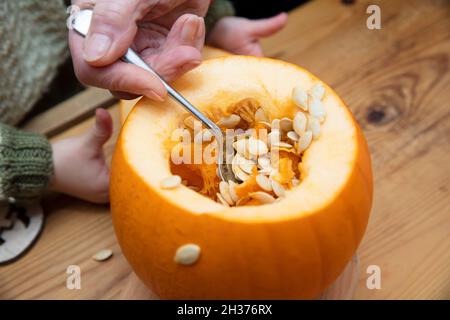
{"left": 85, "top": 108, "right": 113, "bottom": 149}
{"left": 149, "top": 0, "right": 209, "bottom": 28}
{"left": 142, "top": 14, "right": 205, "bottom": 81}
{"left": 69, "top": 4, "right": 205, "bottom": 99}
{"left": 82, "top": 0, "right": 143, "bottom": 66}
{"left": 165, "top": 14, "right": 205, "bottom": 51}
{"left": 242, "top": 43, "right": 264, "bottom": 57}
{"left": 247, "top": 12, "right": 288, "bottom": 38}
{"left": 70, "top": 30, "right": 167, "bottom": 100}
{"left": 111, "top": 91, "right": 140, "bottom": 100}
{"left": 148, "top": 45, "right": 202, "bottom": 82}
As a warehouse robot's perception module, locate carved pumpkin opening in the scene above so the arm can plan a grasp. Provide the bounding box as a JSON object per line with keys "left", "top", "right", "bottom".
{"left": 168, "top": 91, "right": 324, "bottom": 206}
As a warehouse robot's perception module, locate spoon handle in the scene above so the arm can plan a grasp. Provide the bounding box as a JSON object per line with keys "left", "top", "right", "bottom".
{"left": 72, "top": 9, "right": 220, "bottom": 133}
{"left": 122, "top": 49, "right": 220, "bottom": 132}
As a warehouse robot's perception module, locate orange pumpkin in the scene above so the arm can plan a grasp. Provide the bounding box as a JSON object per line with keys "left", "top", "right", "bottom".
{"left": 111, "top": 56, "right": 373, "bottom": 299}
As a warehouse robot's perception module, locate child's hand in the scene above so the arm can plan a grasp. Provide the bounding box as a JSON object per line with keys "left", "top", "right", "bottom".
{"left": 50, "top": 109, "right": 113, "bottom": 203}
{"left": 206, "top": 13, "right": 288, "bottom": 56}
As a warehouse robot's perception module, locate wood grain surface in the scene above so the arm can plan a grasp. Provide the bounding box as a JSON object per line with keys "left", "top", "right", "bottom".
{"left": 22, "top": 87, "right": 116, "bottom": 137}
{"left": 1, "top": 0, "right": 449, "bottom": 299}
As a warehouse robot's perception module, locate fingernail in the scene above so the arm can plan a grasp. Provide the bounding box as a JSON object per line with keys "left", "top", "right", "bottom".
{"left": 181, "top": 16, "right": 197, "bottom": 42}
{"left": 195, "top": 17, "right": 204, "bottom": 37}
{"left": 84, "top": 33, "right": 112, "bottom": 62}
{"left": 145, "top": 90, "right": 165, "bottom": 102}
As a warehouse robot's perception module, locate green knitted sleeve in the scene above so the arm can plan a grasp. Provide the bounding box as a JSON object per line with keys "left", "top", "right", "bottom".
{"left": 0, "top": 124, "right": 53, "bottom": 202}
{"left": 205, "top": 0, "right": 235, "bottom": 32}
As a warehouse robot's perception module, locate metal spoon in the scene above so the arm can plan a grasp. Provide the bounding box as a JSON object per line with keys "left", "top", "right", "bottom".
{"left": 71, "top": 9, "right": 236, "bottom": 182}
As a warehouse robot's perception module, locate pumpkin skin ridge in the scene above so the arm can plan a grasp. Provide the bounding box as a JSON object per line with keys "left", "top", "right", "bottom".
{"left": 110, "top": 56, "right": 373, "bottom": 299}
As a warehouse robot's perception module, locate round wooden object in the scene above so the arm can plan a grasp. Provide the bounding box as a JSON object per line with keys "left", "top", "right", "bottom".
{"left": 120, "top": 254, "right": 359, "bottom": 300}
{"left": 0, "top": 201, "right": 44, "bottom": 264}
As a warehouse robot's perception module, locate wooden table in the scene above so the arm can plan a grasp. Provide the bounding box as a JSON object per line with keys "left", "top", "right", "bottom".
{"left": 1, "top": 0, "right": 449, "bottom": 299}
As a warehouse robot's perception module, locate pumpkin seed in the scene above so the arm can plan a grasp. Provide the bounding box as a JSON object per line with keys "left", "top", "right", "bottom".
{"left": 232, "top": 161, "right": 251, "bottom": 182}
{"left": 174, "top": 244, "right": 201, "bottom": 265}
{"left": 233, "top": 139, "right": 248, "bottom": 156}
{"left": 160, "top": 175, "right": 182, "bottom": 189}
{"left": 258, "top": 167, "right": 273, "bottom": 176}
{"left": 287, "top": 131, "right": 299, "bottom": 142}
{"left": 255, "top": 108, "right": 268, "bottom": 122}
{"left": 269, "top": 168, "right": 279, "bottom": 179}
{"left": 307, "top": 116, "right": 321, "bottom": 139}
{"left": 238, "top": 155, "right": 256, "bottom": 174}
{"left": 217, "top": 193, "right": 230, "bottom": 207}
{"left": 310, "top": 82, "right": 325, "bottom": 100}
{"left": 236, "top": 169, "right": 251, "bottom": 182}
{"left": 228, "top": 180, "right": 239, "bottom": 202}
{"left": 268, "top": 130, "right": 281, "bottom": 148}
{"left": 248, "top": 137, "right": 268, "bottom": 156}
{"left": 270, "top": 153, "right": 280, "bottom": 169}
{"left": 245, "top": 128, "right": 258, "bottom": 139}
{"left": 249, "top": 191, "right": 276, "bottom": 204}
{"left": 92, "top": 249, "right": 113, "bottom": 262}
{"left": 217, "top": 114, "right": 241, "bottom": 128}
{"left": 279, "top": 117, "right": 293, "bottom": 132}
{"left": 297, "top": 130, "right": 313, "bottom": 153}
{"left": 308, "top": 97, "right": 326, "bottom": 120}
{"left": 219, "top": 181, "right": 234, "bottom": 205}
{"left": 271, "top": 141, "right": 293, "bottom": 149}
{"left": 258, "top": 121, "right": 272, "bottom": 131}
{"left": 270, "top": 178, "right": 286, "bottom": 197}
{"left": 233, "top": 130, "right": 248, "bottom": 141}
{"left": 257, "top": 156, "right": 271, "bottom": 169}
{"left": 271, "top": 119, "right": 280, "bottom": 130}
{"left": 293, "top": 111, "right": 307, "bottom": 136}
{"left": 256, "top": 174, "right": 273, "bottom": 192}
{"left": 292, "top": 86, "right": 308, "bottom": 111}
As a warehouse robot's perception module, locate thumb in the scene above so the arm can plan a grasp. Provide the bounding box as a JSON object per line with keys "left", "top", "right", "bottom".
{"left": 247, "top": 12, "right": 288, "bottom": 38}
{"left": 83, "top": 0, "right": 142, "bottom": 66}
{"left": 85, "top": 108, "right": 113, "bottom": 148}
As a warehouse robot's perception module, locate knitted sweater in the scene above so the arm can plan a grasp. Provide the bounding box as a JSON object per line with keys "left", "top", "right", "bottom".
{"left": 0, "top": 0, "right": 67, "bottom": 202}
{"left": 0, "top": 124, "right": 53, "bottom": 202}
{"left": 0, "top": 0, "right": 234, "bottom": 202}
